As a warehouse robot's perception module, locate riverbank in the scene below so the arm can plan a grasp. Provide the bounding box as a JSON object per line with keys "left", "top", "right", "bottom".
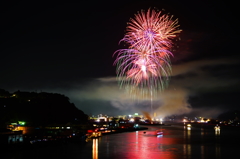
{"left": 162, "top": 121, "right": 240, "bottom": 130}
{"left": 1, "top": 126, "right": 149, "bottom": 150}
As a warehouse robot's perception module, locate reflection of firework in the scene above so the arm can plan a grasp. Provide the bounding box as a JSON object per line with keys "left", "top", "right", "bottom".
{"left": 114, "top": 8, "right": 181, "bottom": 98}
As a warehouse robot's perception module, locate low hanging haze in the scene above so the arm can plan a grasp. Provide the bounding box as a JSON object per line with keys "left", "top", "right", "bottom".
{"left": 1, "top": 1, "right": 239, "bottom": 118}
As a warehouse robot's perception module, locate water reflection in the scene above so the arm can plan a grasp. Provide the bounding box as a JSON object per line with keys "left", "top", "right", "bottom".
{"left": 85, "top": 125, "right": 238, "bottom": 159}
{"left": 102, "top": 128, "right": 178, "bottom": 158}
{"left": 5, "top": 125, "right": 239, "bottom": 159}
{"left": 92, "top": 138, "right": 98, "bottom": 159}
{"left": 215, "top": 144, "right": 221, "bottom": 158}
{"left": 215, "top": 128, "right": 220, "bottom": 136}
{"left": 183, "top": 125, "right": 191, "bottom": 158}
{"left": 215, "top": 130, "right": 220, "bottom": 136}
{"left": 201, "top": 145, "right": 205, "bottom": 159}
{"left": 135, "top": 131, "right": 139, "bottom": 153}
{"left": 215, "top": 127, "right": 221, "bottom": 158}
{"left": 7, "top": 134, "right": 24, "bottom": 144}
{"left": 201, "top": 128, "right": 205, "bottom": 135}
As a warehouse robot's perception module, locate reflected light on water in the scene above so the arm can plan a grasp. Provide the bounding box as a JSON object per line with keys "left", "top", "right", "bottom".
{"left": 215, "top": 144, "right": 221, "bottom": 158}
{"left": 201, "top": 145, "right": 205, "bottom": 159}
{"left": 200, "top": 128, "right": 207, "bottom": 158}
{"left": 201, "top": 128, "right": 205, "bottom": 136}
{"left": 183, "top": 126, "right": 191, "bottom": 158}
{"left": 215, "top": 128, "right": 221, "bottom": 158}
{"left": 122, "top": 130, "right": 177, "bottom": 159}
{"left": 135, "top": 131, "right": 139, "bottom": 153}
{"left": 92, "top": 138, "right": 98, "bottom": 159}
{"left": 215, "top": 129, "right": 220, "bottom": 136}
{"left": 87, "top": 125, "right": 230, "bottom": 159}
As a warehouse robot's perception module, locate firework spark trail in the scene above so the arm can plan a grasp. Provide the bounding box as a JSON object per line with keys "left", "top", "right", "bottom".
{"left": 113, "top": 8, "right": 181, "bottom": 98}
{"left": 122, "top": 9, "right": 181, "bottom": 53}
{"left": 114, "top": 47, "right": 172, "bottom": 89}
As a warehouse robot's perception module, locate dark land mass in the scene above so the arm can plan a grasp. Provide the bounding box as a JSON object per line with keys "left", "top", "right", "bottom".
{"left": 0, "top": 89, "right": 89, "bottom": 128}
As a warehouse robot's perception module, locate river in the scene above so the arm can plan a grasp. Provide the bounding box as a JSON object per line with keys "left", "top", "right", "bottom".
{"left": 3, "top": 123, "right": 240, "bottom": 159}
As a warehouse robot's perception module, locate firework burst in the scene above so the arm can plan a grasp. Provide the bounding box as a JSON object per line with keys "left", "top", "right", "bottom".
{"left": 114, "top": 8, "right": 181, "bottom": 98}
{"left": 122, "top": 9, "right": 181, "bottom": 55}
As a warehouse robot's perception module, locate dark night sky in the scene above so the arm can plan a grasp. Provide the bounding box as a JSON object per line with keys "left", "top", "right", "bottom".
{"left": 0, "top": 1, "right": 239, "bottom": 118}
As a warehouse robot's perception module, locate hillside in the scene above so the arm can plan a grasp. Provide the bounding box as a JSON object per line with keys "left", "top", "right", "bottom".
{"left": 0, "top": 89, "right": 88, "bottom": 128}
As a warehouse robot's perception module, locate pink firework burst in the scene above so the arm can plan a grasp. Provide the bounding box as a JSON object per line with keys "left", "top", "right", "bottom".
{"left": 122, "top": 8, "right": 181, "bottom": 55}
{"left": 114, "top": 8, "right": 181, "bottom": 97}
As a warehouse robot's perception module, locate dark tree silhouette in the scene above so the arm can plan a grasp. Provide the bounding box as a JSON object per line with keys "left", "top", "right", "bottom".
{"left": 0, "top": 89, "right": 88, "bottom": 128}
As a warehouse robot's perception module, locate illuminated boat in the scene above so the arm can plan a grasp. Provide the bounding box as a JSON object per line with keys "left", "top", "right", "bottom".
{"left": 86, "top": 129, "right": 102, "bottom": 139}
{"left": 156, "top": 130, "right": 163, "bottom": 135}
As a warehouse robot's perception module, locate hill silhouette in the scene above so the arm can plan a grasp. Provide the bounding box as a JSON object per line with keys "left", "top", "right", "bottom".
{"left": 0, "top": 89, "right": 88, "bottom": 128}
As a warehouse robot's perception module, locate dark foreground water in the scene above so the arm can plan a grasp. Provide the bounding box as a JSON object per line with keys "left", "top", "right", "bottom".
{"left": 3, "top": 123, "right": 240, "bottom": 159}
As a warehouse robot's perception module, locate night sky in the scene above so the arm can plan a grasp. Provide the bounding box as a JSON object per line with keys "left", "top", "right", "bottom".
{"left": 1, "top": 1, "right": 239, "bottom": 118}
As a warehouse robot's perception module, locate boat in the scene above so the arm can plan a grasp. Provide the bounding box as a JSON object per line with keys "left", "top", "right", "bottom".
{"left": 86, "top": 129, "right": 102, "bottom": 139}
{"left": 156, "top": 130, "right": 163, "bottom": 136}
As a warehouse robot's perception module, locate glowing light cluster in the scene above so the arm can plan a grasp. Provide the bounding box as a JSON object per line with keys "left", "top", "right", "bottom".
{"left": 114, "top": 8, "right": 181, "bottom": 98}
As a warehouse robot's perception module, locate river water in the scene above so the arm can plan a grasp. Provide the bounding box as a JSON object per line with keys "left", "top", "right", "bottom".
{"left": 3, "top": 123, "right": 240, "bottom": 159}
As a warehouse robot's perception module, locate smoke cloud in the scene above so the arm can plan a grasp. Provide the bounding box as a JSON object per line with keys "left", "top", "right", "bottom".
{"left": 154, "top": 87, "right": 192, "bottom": 119}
